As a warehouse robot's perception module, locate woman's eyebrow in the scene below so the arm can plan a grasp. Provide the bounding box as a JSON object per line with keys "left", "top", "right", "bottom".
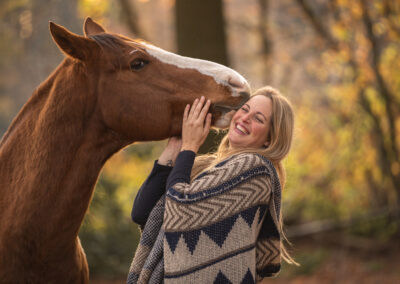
{"left": 244, "top": 104, "right": 267, "bottom": 120}
{"left": 256, "top": 112, "right": 267, "bottom": 120}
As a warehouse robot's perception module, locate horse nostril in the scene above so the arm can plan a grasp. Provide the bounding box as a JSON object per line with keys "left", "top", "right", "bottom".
{"left": 238, "top": 91, "right": 250, "bottom": 108}
{"left": 239, "top": 91, "right": 250, "bottom": 101}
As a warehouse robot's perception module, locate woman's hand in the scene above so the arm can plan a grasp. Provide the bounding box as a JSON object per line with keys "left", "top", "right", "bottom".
{"left": 181, "top": 96, "right": 212, "bottom": 153}
{"left": 158, "top": 136, "right": 182, "bottom": 166}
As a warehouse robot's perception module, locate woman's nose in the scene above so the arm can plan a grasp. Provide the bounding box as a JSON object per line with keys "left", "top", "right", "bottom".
{"left": 240, "top": 113, "right": 251, "bottom": 123}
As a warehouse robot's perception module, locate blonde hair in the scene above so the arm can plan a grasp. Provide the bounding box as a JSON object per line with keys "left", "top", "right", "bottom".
{"left": 191, "top": 86, "right": 298, "bottom": 265}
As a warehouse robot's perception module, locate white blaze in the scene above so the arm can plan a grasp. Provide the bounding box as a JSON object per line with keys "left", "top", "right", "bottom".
{"left": 140, "top": 43, "right": 248, "bottom": 96}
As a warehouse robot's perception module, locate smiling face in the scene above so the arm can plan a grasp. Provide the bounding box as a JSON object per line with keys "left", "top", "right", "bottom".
{"left": 227, "top": 95, "right": 272, "bottom": 150}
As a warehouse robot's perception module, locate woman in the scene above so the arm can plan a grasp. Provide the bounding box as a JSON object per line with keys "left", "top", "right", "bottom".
{"left": 127, "top": 86, "right": 296, "bottom": 284}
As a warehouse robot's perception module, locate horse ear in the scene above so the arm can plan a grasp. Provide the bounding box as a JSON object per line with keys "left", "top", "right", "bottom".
{"left": 49, "top": 22, "right": 98, "bottom": 61}
{"left": 84, "top": 17, "right": 106, "bottom": 37}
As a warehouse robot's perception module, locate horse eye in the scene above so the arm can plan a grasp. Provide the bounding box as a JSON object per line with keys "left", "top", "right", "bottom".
{"left": 130, "top": 59, "right": 148, "bottom": 71}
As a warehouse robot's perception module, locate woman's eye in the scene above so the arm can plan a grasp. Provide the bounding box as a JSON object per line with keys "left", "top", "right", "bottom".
{"left": 241, "top": 107, "right": 249, "bottom": 112}
{"left": 254, "top": 114, "right": 264, "bottom": 123}
{"left": 130, "top": 59, "right": 148, "bottom": 71}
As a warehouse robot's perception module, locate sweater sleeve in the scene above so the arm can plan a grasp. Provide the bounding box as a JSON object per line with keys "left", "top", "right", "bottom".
{"left": 166, "top": 150, "right": 196, "bottom": 189}
{"left": 131, "top": 160, "right": 172, "bottom": 226}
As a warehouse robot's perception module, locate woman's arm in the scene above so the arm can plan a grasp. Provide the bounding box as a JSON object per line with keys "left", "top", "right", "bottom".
{"left": 131, "top": 161, "right": 172, "bottom": 226}
{"left": 131, "top": 94, "right": 210, "bottom": 227}
{"left": 131, "top": 137, "right": 182, "bottom": 226}
{"left": 164, "top": 96, "right": 210, "bottom": 189}
{"left": 165, "top": 150, "right": 196, "bottom": 189}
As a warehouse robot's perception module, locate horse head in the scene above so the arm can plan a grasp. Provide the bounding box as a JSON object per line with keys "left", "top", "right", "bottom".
{"left": 49, "top": 18, "right": 250, "bottom": 142}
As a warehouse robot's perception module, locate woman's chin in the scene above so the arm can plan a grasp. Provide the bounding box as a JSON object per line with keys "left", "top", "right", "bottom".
{"left": 227, "top": 133, "right": 241, "bottom": 148}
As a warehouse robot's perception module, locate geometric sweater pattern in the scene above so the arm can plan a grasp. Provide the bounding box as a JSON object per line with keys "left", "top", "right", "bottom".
{"left": 127, "top": 153, "right": 281, "bottom": 284}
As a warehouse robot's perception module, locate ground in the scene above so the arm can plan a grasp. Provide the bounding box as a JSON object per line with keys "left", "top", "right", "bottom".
{"left": 91, "top": 234, "right": 400, "bottom": 284}
{"left": 261, "top": 235, "right": 400, "bottom": 284}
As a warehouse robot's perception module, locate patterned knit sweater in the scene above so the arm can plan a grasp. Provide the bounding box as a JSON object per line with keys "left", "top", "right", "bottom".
{"left": 128, "top": 152, "right": 282, "bottom": 284}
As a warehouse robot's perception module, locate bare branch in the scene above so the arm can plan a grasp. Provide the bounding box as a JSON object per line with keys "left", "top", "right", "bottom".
{"left": 258, "top": 0, "right": 272, "bottom": 57}
{"left": 359, "top": 88, "right": 400, "bottom": 193}
{"left": 383, "top": 0, "right": 400, "bottom": 38}
{"left": 360, "top": 0, "right": 399, "bottom": 163}
{"left": 294, "top": 0, "right": 339, "bottom": 50}
{"left": 287, "top": 206, "right": 400, "bottom": 239}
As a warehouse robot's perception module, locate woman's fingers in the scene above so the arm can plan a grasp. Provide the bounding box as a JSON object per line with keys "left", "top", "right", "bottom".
{"left": 181, "top": 97, "right": 212, "bottom": 153}
{"left": 198, "top": 99, "right": 211, "bottom": 122}
{"left": 187, "top": 98, "right": 199, "bottom": 120}
{"left": 188, "top": 96, "right": 210, "bottom": 120}
{"left": 185, "top": 96, "right": 211, "bottom": 129}
{"left": 204, "top": 113, "right": 212, "bottom": 134}
{"left": 183, "top": 104, "right": 190, "bottom": 121}
{"left": 190, "top": 96, "right": 205, "bottom": 119}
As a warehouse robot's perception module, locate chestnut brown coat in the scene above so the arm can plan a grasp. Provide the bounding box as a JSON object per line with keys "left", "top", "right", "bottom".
{"left": 0, "top": 18, "right": 249, "bottom": 284}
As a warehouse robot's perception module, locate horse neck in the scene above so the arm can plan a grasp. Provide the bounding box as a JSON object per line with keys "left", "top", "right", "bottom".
{"left": 0, "top": 59, "right": 127, "bottom": 246}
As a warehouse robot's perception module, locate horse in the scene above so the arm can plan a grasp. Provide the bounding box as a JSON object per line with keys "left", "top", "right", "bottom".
{"left": 0, "top": 18, "right": 249, "bottom": 283}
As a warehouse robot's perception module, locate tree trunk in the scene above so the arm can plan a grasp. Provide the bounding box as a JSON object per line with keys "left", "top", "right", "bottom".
{"left": 175, "top": 0, "right": 229, "bottom": 65}
{"left": 117, "top": 0, "right": 145, "bottom": 39}
{"left": 175, "top": 0, "right": 229, "bottom": 153}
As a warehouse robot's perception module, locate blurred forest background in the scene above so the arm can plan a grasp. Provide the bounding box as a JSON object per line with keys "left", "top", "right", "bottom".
{"left": 1, "top": 0, "right": 400, "bottom": 283}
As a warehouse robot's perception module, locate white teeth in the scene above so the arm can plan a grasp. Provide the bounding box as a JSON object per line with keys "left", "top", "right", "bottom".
{"left": 236, "top": 124, "right": 249, "bottom": 134}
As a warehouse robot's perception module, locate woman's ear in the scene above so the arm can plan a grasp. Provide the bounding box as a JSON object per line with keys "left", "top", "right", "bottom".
{"left": 263, "top": 141, "right": 270, "bottom": 148}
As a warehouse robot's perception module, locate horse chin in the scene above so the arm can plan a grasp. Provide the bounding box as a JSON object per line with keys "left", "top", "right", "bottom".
{"left": 210, "top": 96, "right": 247, "bottom": 129}
{"left": 211, "top": 107, "right": 236, "bottom": 129}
